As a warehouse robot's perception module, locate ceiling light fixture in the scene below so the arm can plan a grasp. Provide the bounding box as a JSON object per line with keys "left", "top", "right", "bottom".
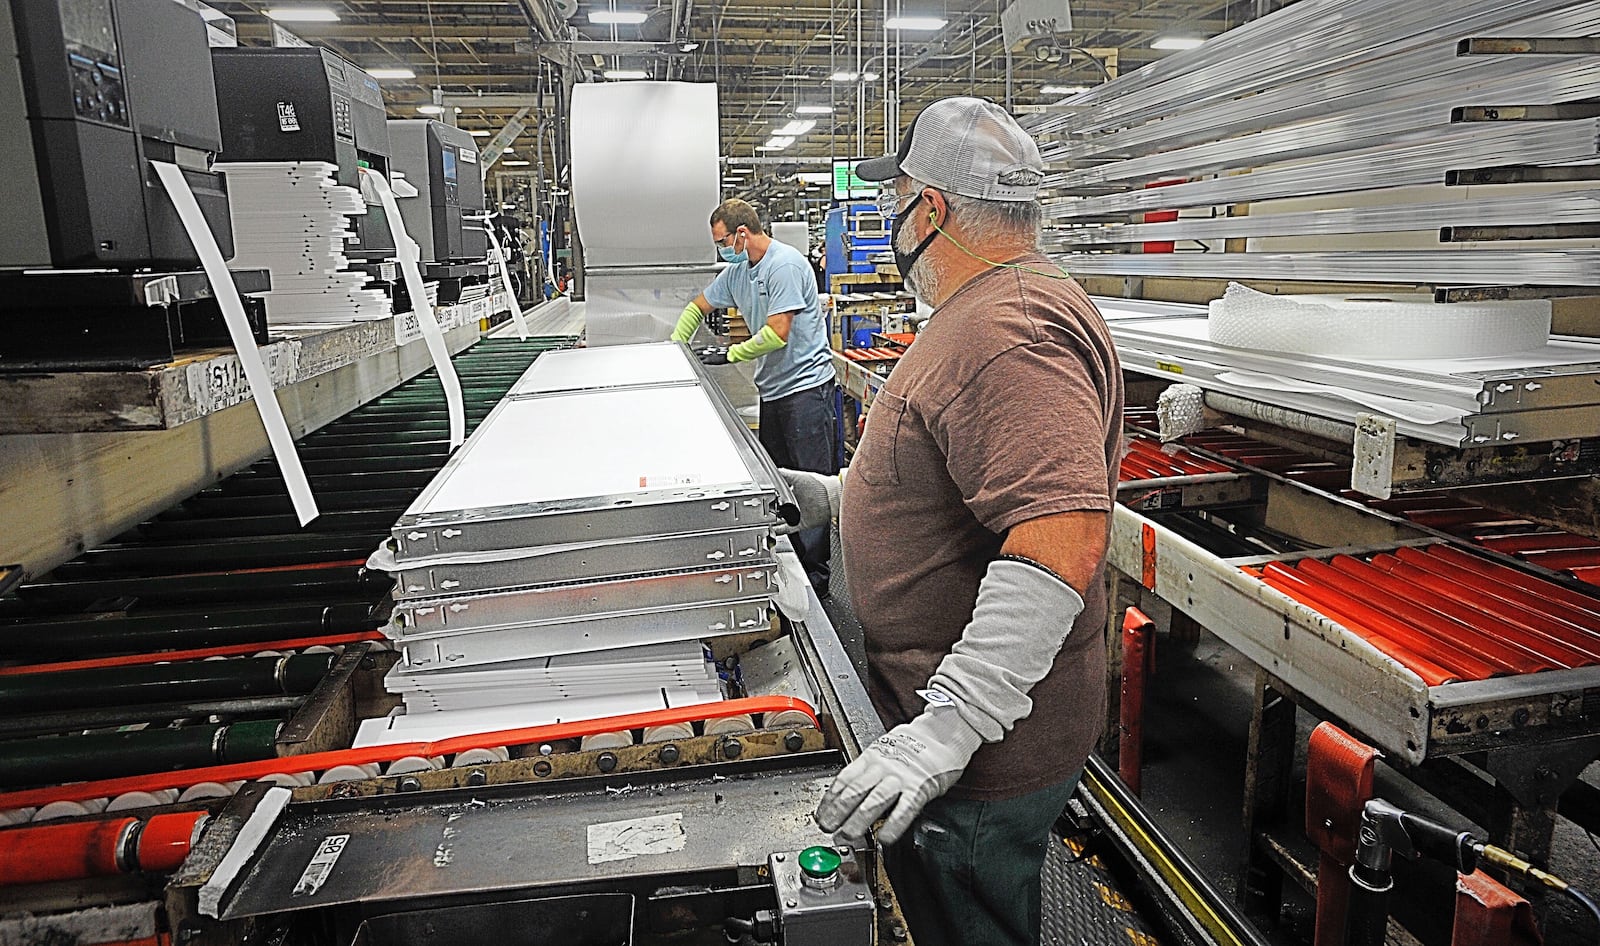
{"left": 830, "top": 71, "right": 879, "bottom": 82}
{"left": 1152, "top": 36, "right": 1205, "bottom": 49}
{"left": 884, "top": 15, "right": 946, "bottom": 29}
{"left": 603, "top": 69, "right": 650, "bottom": 80}
{"left": 265, "top": 6, "right": 338, "bottom": 21}
{"left": 758, "top": 136, "right": 795, "bottom": 150}
{"left": 589, "top": 10, "right": 648, "bottom": 24}
{"left": 1041, "top": 85, "right": 1087, "bottom": 95}
{"left": 416, "top": 104, "right": 444, "bottom": 115}
{"left": 773, "top": 119, "right": 815, "bottom": 136}
{"left": 366, "top": 67, "right": 415, "bottom": 80}
{"left": 501, "top": 160, "right": 531, "bottom": 166}
{"left": 468, "top": 129, "right": 491, "bottom": 137}
{"left": 795, "top": 104, "right": 833, "bottom": 115}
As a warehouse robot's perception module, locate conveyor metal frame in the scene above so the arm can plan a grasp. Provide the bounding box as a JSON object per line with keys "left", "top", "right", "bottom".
{"left": 166, "top": 577, "right": 888, "bottom": 938}
{"left": 1109, "top": 489, "right": 1600, "bottom": 767}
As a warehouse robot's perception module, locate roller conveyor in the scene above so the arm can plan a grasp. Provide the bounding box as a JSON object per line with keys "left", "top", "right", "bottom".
{"left": 0, "top": 336, "right": 908, "bottom": 946}
{"left": 1114, "top": 419, "right": 1600, "bottom": 765}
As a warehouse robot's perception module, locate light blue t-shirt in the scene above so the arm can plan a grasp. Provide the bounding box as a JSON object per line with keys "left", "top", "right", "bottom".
{"left": 704, "top": 239, "right": 833, "bottom": 401}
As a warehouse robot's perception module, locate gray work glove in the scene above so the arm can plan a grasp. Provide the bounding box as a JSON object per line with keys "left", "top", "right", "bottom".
{"left": 816, "top": 706, "right": 981, "bottom": 846}
{"left": 777, "top": 468, "right": 843, "bottom": 535}
{"left": 814, "top": 556, "right": 1085, "bottom": 845}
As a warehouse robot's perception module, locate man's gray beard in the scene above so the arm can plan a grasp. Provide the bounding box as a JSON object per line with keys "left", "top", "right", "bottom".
{"left": 893, "top": 219, "right": 941, "bottom": 304}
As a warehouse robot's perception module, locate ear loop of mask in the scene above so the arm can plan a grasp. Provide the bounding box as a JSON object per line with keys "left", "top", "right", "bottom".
{"left": 925, "top": 201, "right": 1074, "bottom": 281}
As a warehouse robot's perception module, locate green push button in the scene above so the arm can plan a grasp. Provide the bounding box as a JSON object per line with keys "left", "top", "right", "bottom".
{"left": 798, "top": 845, "right": 842, "bottom": 880}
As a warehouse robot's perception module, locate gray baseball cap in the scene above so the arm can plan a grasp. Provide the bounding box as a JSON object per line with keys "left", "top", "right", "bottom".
{"left": 855, "top": 96, "right": 1045, "bottom": 202}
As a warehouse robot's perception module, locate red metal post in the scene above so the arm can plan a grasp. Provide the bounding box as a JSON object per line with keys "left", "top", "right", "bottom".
{"left": 1119, "top": 607, "right": 1156, "bottom": 796}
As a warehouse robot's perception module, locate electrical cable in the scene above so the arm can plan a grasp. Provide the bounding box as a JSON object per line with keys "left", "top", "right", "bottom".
{"left": 1567, "top": 886, "right": 1600, "bottom": 938}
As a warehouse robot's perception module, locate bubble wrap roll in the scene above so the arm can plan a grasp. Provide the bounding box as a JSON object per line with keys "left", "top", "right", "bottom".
{"left": 1207, "top": 282, "right": 1550, "bottom": 359}
{"left": 1156, "top": 383, "right": 1207, "bottom": 442}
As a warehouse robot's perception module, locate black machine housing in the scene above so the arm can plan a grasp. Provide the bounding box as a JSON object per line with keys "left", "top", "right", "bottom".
{"left": 0, "top": 0, "right": 233, "bottom": 268}
{"left": 210, "top": 45, "right": 397, "bottom": 261}
{"left": 387, "top": 119, "right": 489, "bottom": 265}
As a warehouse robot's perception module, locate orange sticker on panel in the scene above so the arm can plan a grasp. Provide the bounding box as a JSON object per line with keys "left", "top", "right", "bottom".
{"left": 1140, "top": 523, "right": 1157, "bottom": 591}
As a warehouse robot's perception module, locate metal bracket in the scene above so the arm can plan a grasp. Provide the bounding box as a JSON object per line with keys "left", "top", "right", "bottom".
{"left": 1484, "top": 734, "right": 1600, "bottom": 809}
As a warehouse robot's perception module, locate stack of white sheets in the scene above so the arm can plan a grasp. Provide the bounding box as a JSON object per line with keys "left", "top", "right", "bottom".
{"left": 218, "top": 161, "right": 391, "bottom": 324}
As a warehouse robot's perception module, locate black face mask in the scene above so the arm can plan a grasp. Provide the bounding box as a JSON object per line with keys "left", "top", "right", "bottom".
{"left": 890, "top": 194, "right": 940, "bottom": 295}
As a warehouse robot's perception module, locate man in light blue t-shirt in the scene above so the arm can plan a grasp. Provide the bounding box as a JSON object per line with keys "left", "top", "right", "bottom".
{"left": 671, "top": 199, "right": 837, "bottom": 597}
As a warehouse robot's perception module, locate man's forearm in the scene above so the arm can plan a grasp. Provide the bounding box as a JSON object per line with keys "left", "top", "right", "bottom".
{"left": 925, "top": 556, "right": 1085, "bottom": 742}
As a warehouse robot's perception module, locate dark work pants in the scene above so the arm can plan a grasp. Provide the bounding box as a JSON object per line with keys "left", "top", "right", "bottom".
{"left": 758, "top": 379, "right": 838, "bottom": 597}
{"left": 884, "top": 772, "right": 1082, "bottom": 946}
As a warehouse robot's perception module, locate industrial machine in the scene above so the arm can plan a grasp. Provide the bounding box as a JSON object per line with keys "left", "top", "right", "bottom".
{"left": 388, "top": 119, "right": 489, "bottom": 266}
{"left": 387, "top": 119, "right": 491, "bottom": 305}
{"left": 0, "top": 0, "right": 266, "bottom": 369}
{"left": 210, "top": 45, "right": 396, "bottom": 263}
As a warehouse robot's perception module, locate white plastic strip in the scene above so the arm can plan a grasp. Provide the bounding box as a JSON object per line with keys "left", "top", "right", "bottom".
{"left": 152, "top": 162, "right": 320, "bottom": 525}
{"left": 197, "top": 785, "right": 293, "bottom": 917}
{"left": 363, "top": 167, "right": 466, "bottom": 448}
{"left": 483, "top": 226, "right": 528, "bottom": 339}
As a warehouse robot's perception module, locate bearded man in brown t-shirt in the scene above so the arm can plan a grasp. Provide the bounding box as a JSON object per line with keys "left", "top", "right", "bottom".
{"left": 781, "top": 97, "right": 1124, "bottom": 946}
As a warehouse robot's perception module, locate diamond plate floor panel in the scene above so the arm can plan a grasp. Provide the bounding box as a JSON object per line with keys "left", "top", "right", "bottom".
{"left": 1044, "top": 831, "right": 1168, "bottom": 946}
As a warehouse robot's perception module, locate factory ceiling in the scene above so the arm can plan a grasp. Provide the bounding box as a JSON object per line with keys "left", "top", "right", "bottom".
{"left": 213, "top": 0, "right": 1280, "bottom": 211}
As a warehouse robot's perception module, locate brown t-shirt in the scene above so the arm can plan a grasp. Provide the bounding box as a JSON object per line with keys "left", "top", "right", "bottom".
{"left": 839, "top": 255, "right": 1123, "bottom": 801}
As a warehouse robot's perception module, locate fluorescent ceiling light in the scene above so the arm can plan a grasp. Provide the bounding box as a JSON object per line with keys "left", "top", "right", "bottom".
{"left": 603, "top": 69, "right": 649, "bottom": 79}
{"left": 830, "top": 71, "right": 879, "bottom": 82}
{"left": 783, "top": 73, "right": 810, "bottom": 79}
{"left": 796, "top": 172, "right": 831, "bottom": 184}
{"left": 884, "top": 15, "right": 946, "bottom": 29}
{"left": 501, "top": 160, "right": 531, "bottom": 166}
{"left": 265, "top": 6, "right": 338, "bottom": 21}
{"left": 416, "top": 104, "right": 444, "bottom": 115}
{"left": 863, "top": 72, "right": 879, "bottom": 81}
{"left": 795, "top": 104, "right": 833, "bottom": 115}
{"left": 366, "top": 67, "right": 415, "bottom": 80}
{"left": 1152, "top": 36, "right": 1205, "bottom": 49}
{"left": 679, "top": 41, "right": 699, "bottom": 51}
{"left": 773, "top": 119, "right": 815, "bottom": 136}
{"left": 468, "top": 129, "right": 491, "bottom": 137}
{"left": 501, "top": 147, "right": 514, "bottom": 154}
{"left": 1041, "top": 85, "right": 1086, "bottom": 95}
{"left": 589, "top": 10, "right": 648, "bottom": 24}
{"left": 758, "top": 136, "right": 795, "bottom": 150}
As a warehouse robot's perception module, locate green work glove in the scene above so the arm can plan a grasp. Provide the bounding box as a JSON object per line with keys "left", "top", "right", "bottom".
{"left": 670, "top": 301, "right": 705, "bottom": 343}
{"left": 727, "top": 324, "right": 787, "bottom": 363}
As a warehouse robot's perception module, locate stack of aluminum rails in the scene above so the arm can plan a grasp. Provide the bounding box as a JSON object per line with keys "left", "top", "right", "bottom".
{"left": 1026, "top": 0, "right": 1600, "bottom": 293}
{"left": 363, "top": 342, "right": 796, "bottom": 745}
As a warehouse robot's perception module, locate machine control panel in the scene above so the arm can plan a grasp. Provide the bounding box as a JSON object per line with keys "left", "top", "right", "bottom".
{"left": 769, "top": 848, "right": 875, "bottom": 946}
{"left": 68, "top": 49, "right": 127, "bottom": 125}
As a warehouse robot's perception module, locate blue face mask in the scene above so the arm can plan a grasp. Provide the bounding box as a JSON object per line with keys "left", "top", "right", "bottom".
{"left": 718, "top": 230, "right": 748, "bottom": 264}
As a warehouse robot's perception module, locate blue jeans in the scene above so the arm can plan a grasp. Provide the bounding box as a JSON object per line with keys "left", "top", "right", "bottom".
{"left": 884, "top": 773, "right": 1082, "bottom": 946}
{"left": 758, "top": 379, "right": 837, "bottom": 596}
